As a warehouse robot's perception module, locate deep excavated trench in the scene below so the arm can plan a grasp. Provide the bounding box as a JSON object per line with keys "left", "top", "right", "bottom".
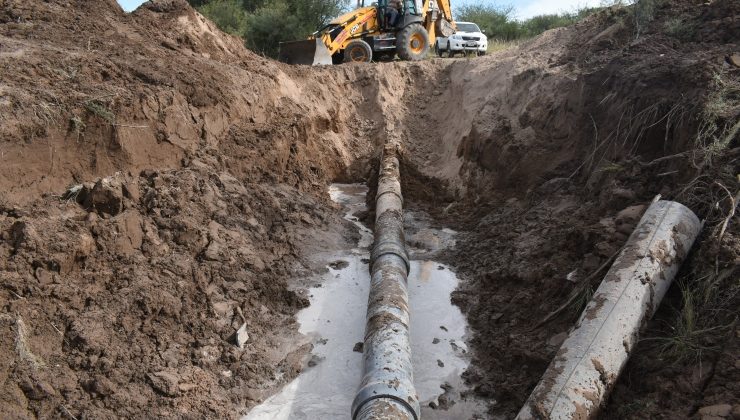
{"left": 240, "top": 147, "right": 701, "bottom": 420}
{"left": 243, "top": 180, "right": 485, "bottom": 420}
{"left": 2, "top": 1, "right": 737, "bottom": 419}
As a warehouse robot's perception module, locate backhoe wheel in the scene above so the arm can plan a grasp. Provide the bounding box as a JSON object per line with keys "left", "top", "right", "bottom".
{"left": 396, "top": 24, "right": 429, "bottom": 61}
{"left": 343, "top": 40, "right": 373, "bottom": 64}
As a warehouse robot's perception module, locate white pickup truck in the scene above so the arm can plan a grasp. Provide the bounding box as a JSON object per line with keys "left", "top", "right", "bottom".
{"left": 435, "top": 21, "right": 488, "bottom": 57}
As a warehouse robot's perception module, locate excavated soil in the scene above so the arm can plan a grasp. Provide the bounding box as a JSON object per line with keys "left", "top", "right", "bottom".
{"left": 1, "top": 0, "right": 738, "bottom": 419}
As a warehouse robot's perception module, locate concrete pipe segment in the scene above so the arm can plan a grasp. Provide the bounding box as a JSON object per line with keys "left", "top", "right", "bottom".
{"left": 351, "top": 144, "right": 421, "bottom": 420}
{"left": 517, "top": 198, "right": 702, "bottom": 420}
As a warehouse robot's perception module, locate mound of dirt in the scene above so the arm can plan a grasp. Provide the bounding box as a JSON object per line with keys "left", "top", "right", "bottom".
{"left": 0, "top": 0, "right": 377, "bottom": 205}
{"left": 0, "top": 0, "right": 382, "bottom": 418}
{"left": 0, "top": 166, "right": 343, "bottom": 417}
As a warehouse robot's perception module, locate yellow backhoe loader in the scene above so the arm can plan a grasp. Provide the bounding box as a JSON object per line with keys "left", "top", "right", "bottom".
{"left": 278, "top": 0, "right": 455, "bottom": 65}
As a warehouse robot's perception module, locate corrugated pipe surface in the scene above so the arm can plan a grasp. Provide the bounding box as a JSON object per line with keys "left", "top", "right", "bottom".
{"left": 351, "top": 145, "right": 420, "bottom": 420}
{"left": 517, "top": 198, "right": 702, "bottom": 420}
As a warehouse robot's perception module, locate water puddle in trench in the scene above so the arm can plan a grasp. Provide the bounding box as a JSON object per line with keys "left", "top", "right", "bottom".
{"left": 243, "top": 184, "right": 485, "bottom": 419}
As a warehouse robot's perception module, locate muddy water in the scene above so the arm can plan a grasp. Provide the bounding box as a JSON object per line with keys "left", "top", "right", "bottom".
{"left": 243, "top": 184, "right": 484, "bottom": 419}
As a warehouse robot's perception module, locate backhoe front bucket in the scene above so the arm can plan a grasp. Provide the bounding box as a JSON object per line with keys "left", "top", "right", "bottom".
{"left": 278, "top": 38, "right": 333, "bottom": 66}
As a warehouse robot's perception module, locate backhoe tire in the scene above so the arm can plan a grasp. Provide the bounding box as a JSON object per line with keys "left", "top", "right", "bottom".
{"left": 396, "top": 24, "right": 429, "bottom": 61}
{"left": 343, "top": 40, "right": 373, "bottom": 63}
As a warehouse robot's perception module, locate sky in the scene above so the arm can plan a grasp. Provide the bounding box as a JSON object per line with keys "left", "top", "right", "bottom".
{"left": 117, "top": 0, "right": 146, "bottom": 12}
{"left": 510, "top": 0, "right": 603, "bottom": 18}
{"left": 116, "top": 0, "right": 604, "bottom": 19}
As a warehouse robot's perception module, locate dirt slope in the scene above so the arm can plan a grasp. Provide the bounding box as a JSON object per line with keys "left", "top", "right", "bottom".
{"left": 0, "top": 0, "right": 377, "bottom": 204}
{"left": 0, "top": 0, "right": 383, "bottom": 418}
{"left": 394, "top": 1, "right": 739, "bottom": 418}
{"left": 1, "top": 0, "right": 737, "bottom": 419}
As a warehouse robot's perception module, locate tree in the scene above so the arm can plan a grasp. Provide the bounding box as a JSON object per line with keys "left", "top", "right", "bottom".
{"left": 186, "top": 0, "right": 212, "bottom": 7}
{"left": 241, "top": 0, "right": 267, "bottom": 12}
{"left": 291, "top": 0, "right": 347, "bottom": 29}
{"left": 198, "top": 0, "right": 248, "bottom": 36}
{"left": 245, "top": 0, "right": 349, "bottom": 57}
{"left": 196, "top": 0, "right": 349, "bottom": 57}
{"left": 455, "top": 3, "right": 524, "bottom": 40}
{"left": 244, "top": 2, "right": 302, "bottom": 57}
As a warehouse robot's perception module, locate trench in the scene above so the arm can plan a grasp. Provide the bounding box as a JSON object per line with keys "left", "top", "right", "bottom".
{"left": 243, "top": 183, "right": 485, "bottom": 419}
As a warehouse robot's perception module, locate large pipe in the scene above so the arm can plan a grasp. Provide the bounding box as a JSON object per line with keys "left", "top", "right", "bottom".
{"left": 517, "top": 199, "right": 701, "bottom": 420}
{"left": 352, "top": 145, "right": 421, "bottom": 420}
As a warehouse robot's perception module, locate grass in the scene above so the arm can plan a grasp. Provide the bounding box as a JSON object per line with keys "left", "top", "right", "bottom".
{"left": 649, "top": 285, "right": 716, "bottom": 362}
{"left": 615, "top": 398, "right": 656, "bottom": 417}
{"left": 427, "top": 39, "right": 521, "bottom": 59}
{"left": 633, "top": 0, "right": 667, "bottom": 39}
{"left": 31, "top": 101, "right": 60, "bottom": 127}
{"left": 595, "top": 161, "right": 625, "bottom": 173}
{"left": 571, "top": 284, "right": 595, "bottom": 316}
{"left": 52, "top": 64, "right": 80, "bottom": 81}
{"left": 663, "top": 17, "right": 695, "bottom": 41}
{"left": 695, "top": 73, "right": 740, "bottom": 167}
{"left": 84, "top": 100, "right": 115, "bottom": 125}
{"left": 487, "top": 39, "right": 524, "bottom": 54}
{"left": 646, "top": 277, "right": 737, "bottom": 364}
{"left": 69, "top": 115, "right": 86, "bottom": 140}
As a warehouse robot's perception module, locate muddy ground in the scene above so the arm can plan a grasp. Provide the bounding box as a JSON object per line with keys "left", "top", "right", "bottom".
{"left": 1, "top": 0, "right": 738, "bottom": 418}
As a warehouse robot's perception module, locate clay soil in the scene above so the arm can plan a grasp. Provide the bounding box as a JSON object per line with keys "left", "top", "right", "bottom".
{"left": 1, "top": 0, "right": 738, "bottom": 419}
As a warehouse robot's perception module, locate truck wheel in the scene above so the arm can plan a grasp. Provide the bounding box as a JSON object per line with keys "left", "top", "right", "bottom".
{"left": 434, "top": 41, "right": 442, "bottom": 57}
{"left": 343, "top": 40, "right": 373, "bottom": 63}
{"left": 396, "top": 24, "right": 429, "bottom": 61}
{"left": 332, "top": 51, "right": 344, "bottom": 64}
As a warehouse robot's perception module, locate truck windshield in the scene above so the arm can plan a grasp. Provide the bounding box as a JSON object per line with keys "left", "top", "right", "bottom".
{"left": 456, "top": 23, "right": 481, "bottom": 33}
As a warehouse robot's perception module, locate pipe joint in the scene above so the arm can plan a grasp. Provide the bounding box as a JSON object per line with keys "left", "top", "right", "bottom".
{"left": 371, "top": 240, "right": 410, "bottom": 273}
{"left": 352, "top": 384, "right": 420, "bottom": 420}
{"left": 377, "top": 180, "right": 404, "bottom": 205}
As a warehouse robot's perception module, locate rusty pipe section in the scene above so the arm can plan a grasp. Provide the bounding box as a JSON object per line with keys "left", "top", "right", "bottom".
{"left": 351, "top": 146, "right": 420, "bottom": 420}
{"left": 517, "top": 199, "right": 701, "bottom": 420}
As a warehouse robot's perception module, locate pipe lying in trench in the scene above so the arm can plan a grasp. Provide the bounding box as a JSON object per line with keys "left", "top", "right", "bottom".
{"left": 351, "top": 145, "right": 421, "bottom": 420}
{"left": 517, "top": 198, "right": 702, "bottom": 420}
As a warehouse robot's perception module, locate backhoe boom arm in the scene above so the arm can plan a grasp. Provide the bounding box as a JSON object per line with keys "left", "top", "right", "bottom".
{"left": 421, "top": 0, "right": 455, "bottom": 46}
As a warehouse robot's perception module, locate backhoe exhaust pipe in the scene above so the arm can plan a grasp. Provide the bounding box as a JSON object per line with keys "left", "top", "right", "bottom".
{"left": 517, "top": 198, "right": 701, "bottom": 420}
{"left": 351, "top": 145, "right": 421, "bottom": 420}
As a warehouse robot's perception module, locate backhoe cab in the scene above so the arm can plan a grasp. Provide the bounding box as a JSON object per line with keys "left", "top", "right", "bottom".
{"left": 278, "top": 0, "right": 455, "bottom": 65}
